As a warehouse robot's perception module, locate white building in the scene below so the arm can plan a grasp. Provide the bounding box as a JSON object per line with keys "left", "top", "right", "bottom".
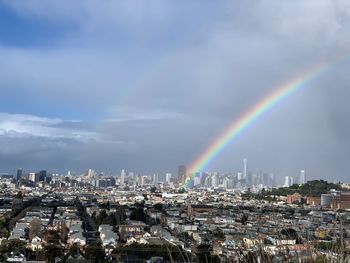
{"left": 165, "top": 173, "right": 172, "bottom": 183}
{"left": 284, "top": 176, "right": 291, "bottom": 187}
{"left": 300, "top": 170, "right": 306, "bottom": 185}
{"left": 120, "top": 169, "right": 126, "bottom": 185}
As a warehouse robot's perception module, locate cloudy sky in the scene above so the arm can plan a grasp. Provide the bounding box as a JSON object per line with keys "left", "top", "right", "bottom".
{"left": 0, "top": 0, "right": 349, "bottom": 181}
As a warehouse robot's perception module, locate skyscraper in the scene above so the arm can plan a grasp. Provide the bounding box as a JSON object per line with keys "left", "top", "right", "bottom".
{"left": 178, "top": 165, "right": 186, "bottom": 183}
{"left": 120, "top": 169, "right": 126, "bottom": 185}
{"left": 29, "top": 172, "right": 39, "bottom": 183}
{"left": 243, "top": 158, "right": 247, "bottom": 179}
{"left": 153, "top": 173, "right": 159, "bottom": 185}
{"left": 38, "top": 170, "right": 47, "bottom": 182}
{"left": 300, "top": 170, "right": 306, "bottom": 185}
{"left": 211, "top": 172, "right": 218, "bottom": 188}
{"left": 284, "top": 176, "right": 293, "bottom": 187}
{"left": 165, "top": 173, "right": 172, "bottom": 183}
{"left": 15, "top": 168, "right": 22, "bottom": 182}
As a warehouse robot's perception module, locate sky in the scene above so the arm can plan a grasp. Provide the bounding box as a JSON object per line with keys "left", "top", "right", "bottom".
{"left": 0, "top": 0, "right": 349, "bottom": 181}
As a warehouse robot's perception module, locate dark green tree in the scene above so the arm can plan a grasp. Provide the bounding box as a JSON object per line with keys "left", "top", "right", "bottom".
{"left": 130, "top": 208, "right": 147, "bottom": 222}
{"left": 153, "top": 203, "right": 163, "bottom": 211}
{"left": 44, "top": 243, "right": 63, "bottom": 263}
{"left": 85, "top": 242, "right": 105, "bottom": 263}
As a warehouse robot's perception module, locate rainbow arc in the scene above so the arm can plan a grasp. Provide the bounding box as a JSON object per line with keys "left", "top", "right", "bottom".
{"left": 181, "top": 61, "right": 331, "bottom": 188}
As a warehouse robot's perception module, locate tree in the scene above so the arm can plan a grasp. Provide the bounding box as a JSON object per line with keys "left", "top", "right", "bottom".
{"left": 130, "top": 208, "right": 147, "bottom": 223}
{"left": 85, "top": 242, "right": 105, "bottom": 263}
{"left": 69, "top": 243, "right": 80, "bottom": 258}
{"left": 0, "top": 239, "right": 26, "bottom": 261}
{"left": 241, "top": 214, "right": 248, "bottom": 225}
{"left": 59, "top": 221, "right": 69, "bottom": 242}
{"left": 0, "top": 228, "right": 9, "bottom": 238}
{"left": 178, "top": 188, "right": 186, "bottom": 194}
{"left": 212, "top": 227, "right": 225, "bottom": 240}
{"left": 153, "top": 203, "right": 163, "bottom": 212}
{"left": 195, "top": 243, "right": 212, "bottom": 263}
{"left": 0, "top": 216, "right": 9, "bottom": 238}
{"left": 44, "top": 243, "right": 63, "bottom": 263}
{"left": 16, "top": 191, "right": 23, "bottom": 199}
{"left": 150, "top": 186, "right": 157, "bottom": 193}
{"left": 111, "top": 243, "right": 187, "bottom": 261}
{"left": 44, "top": 229, "right": 61, "bottom": 245}
{"left": 96, "top": 210, "right": 108, "bottom": 225}
{"left": 29, "top": 219, "right": 41, "bottom": 240}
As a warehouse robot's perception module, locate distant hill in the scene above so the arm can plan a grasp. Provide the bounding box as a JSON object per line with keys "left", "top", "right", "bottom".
{"left": 262, "top": 180, "right": 344, "bottom": 197}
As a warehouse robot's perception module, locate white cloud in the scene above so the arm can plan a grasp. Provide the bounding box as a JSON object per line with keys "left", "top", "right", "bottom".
{"left": 0, "top": 112, "right": 97, "bottom": 141}
{"left": 105, "top": 108, "right": 182, "bottom": 122}
{"left": 0, "top": 0, "right": 350, "bottom": 178}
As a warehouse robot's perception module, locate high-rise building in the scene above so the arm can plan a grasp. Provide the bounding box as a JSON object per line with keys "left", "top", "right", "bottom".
{"left": 38, "top": 170, "right": 47, "bottom": 182}
{"left": 269, "top": 173, "right": 276, "bottom": 187}
{"left": 86, "top": 169, "right": 96, "bottom": 178}
{"left": 165, "top": 173, "right": 172, "bottom": 183}
{"left": 15, "top": 168, "right": 22, "bottom": 181}
{"left": 193, "top": 173, "right": 201, "bottom": 187}
{"left": 211, "top": 172, "right": 218, "bottom": 188}
{"left": 120, "top": 169, "right": 126, "bottom": 185}
{"left": 247, "top": 172, "right": 253, "bottom": 187}
{"left": 29, "top": 172, "right": 39, "bottom": 183}
{"left": 178, "top": 165, "right": 186, "bottom": 183}
{"left": 153, "top": 173, "right": 159, "bottom": 185}
{"left": 284, "top": 176, "right": 293, "bottom": 187}
{"left": 140, "top": 175, "right": 147, "bottom": 186}
{"left": 204, "top": 175, "right": 211, "bottom": 188}
{"left": 300, "top": 170, "right": 306, "bottom": 185}
{"left": 243, "top": 158, "right": 248, "bottom": 179}
{"left": 199, "top": 172, "right": 207, "bottom": 187}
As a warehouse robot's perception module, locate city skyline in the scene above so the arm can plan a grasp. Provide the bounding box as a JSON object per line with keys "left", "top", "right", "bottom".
{"left": 0, "top": 1, "right": 350, "bottom": 180}
{"left": 0, "top": 159, "right": 313, "bottom": 187}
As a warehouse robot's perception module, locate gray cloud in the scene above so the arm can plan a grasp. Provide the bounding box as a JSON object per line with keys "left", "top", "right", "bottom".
{"left": 0, "top": 0, "right": 349, "bottom": 181}
{"left": 0, "top": 112, "right": 98, "bottom": 141}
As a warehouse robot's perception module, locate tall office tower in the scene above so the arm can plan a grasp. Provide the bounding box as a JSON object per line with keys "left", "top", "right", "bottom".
{"left": 284, "top": 176, "right": 291, "bottom": 187}
{"left": 16, "top": 168, "right": 22, "bottom": 181}
{"left": 165, "top": 173, "right": 172, "bottom": 183}
{"left": 194, "top": 173, "right": 201, "bottom": 187}
{"left": 86, "top": 169, "right": 96, "bottom": 179}
{"left": 141, "top": 175, "right": 147, "bottom": 186}
{"left": 300, "top": 170, "right": 306, "bottom": 185}
{"left": 129, "top": 172, "right": 135, "bottom": 183}
{"left": 247, "top": 172, "right": 253, "bottom": 187}
{"left": 120, "top": 169, "right": 126, "bottom": 185}
{"left": 153, "top": 173, "right": 159, "bottom": 185}
{"left": 290, "top": 176, "right": 294, "bottom": 186}
{"left": 200, "top": 172, "right": 208, "bottom": 186}
{"left": 227, "top": 177, "right": 235, "bottom": 189}
{"left": 38, "top": 170, "right": 47, "bottom": 182}
{"left": 29, "top": 172, "right": 38, "bottom": 183}
{"left": 222, "top": 177, "right": 229, "bottom": 189}
{"left": 243, "top": 158, "right": 248, "bottom": 179}
{"left": 269, "top": 173, "right": 276, "bottom": 187}
{"left": 204, "top": 175, "right": 211, "bottom": 188}
{"left": 251, "top": 173, "right": 258, "bottom": 187}
{"left": 211, "top": 172, "right": 218, "bottom": 188}
{"left": 262, "top": 173, "right": 269, "bottom": 187}
{"left": 178, "top": 165, "right": 187, "bottom": 182}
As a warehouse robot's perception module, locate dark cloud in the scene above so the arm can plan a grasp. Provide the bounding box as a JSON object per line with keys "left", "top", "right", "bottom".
{"left": 0, "top": 0, "right": 349, "bottom": 182}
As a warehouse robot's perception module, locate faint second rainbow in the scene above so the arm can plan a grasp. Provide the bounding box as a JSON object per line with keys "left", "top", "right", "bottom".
{"left": 181, "top": 62, "right": 329, "bottom": 188}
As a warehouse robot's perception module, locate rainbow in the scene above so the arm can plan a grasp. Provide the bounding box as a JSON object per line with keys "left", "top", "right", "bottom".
{"left": 181, "top": 62, "right": 330, "bottom": 188}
